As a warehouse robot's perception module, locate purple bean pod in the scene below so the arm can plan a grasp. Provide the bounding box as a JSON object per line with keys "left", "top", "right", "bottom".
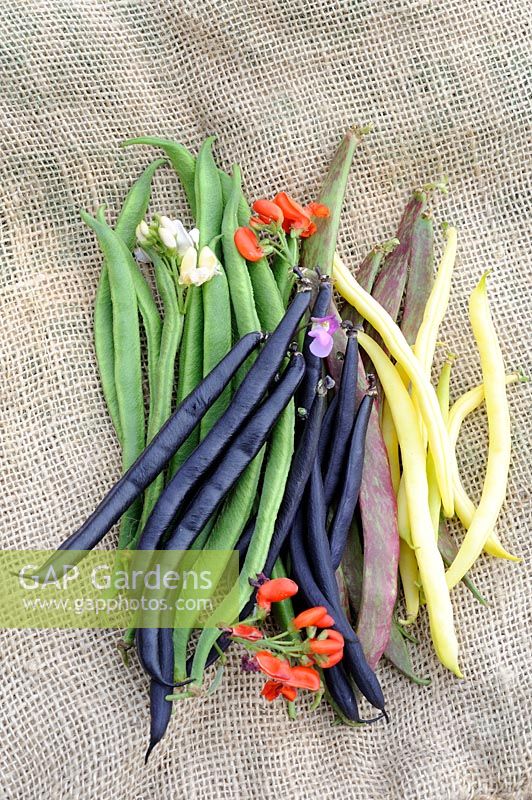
{"left": 328, "top": 303, "right": 399, "bottom": 670}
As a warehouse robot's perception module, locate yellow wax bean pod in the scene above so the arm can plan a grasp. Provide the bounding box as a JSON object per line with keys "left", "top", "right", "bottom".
{"left": 414, "top": 228, "right": 456, "bottom": 525}
{"left": 333, "top": 253, "right": 455, "bottom": 517}
{"left": 413, "top": 227, "right": 457, "bottom": 376}
{"left": 381, "top": 398, "right": 400, "bottom": 494}
{"left": 427, "top": 357, "right": 455, "bottom": 535}
{"left": 358, "top": 330, "right": 461, "bottom": 676}
{"left": 396, "top": 479, "right": 413, "bottom": 547}
{"left": 385, "top": 361, "right": 412, "bottom": 544}
{"left": 445, "top": 273, "right": 512, "bottom": 589}
{"left": 448, "top": 373, "right": 523, "bottom": 562}
{"left": 398, "top": 540, "right": 420, "bottom": 625}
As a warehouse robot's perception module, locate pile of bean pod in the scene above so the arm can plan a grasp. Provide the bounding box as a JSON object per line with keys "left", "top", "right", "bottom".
{"left": 37, "top": 127, "right": 524, "bottom": 759}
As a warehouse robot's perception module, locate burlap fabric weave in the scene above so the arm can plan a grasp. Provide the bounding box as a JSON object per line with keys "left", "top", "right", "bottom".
{"left": 0, "top": 2, "right": 530, "bottom": 798}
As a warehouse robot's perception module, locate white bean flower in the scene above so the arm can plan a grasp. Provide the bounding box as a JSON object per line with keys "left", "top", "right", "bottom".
{"left": 178, "top": 245, "right": 221, "bottom": 286}
{"left": 158, "top": 216, "right": 197, "bottom": 256}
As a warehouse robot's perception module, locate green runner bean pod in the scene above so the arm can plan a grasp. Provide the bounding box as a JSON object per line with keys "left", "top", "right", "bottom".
{"left": 82, "top": 212, "right": 146, "bottom": 547}
{"left": 135, "top": 251, "right": 184, "bottom": 540}
{"left": 195, "top": 138, "right": 231, "bottom": 437}
{"left": 168, "top": 285, "right": 204, "bottom": 476}
{"left": 222, "top": 166, "right": 261, "bottom": 336}
{"left": 122, "top": 137, "right": 196, "bottom": 215}
{"left": 94, "top": 159, "right": 165, "bottom": 443}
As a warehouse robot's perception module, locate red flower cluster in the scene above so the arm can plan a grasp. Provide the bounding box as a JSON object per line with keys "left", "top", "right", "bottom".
{"left": 272, "top": 193, "right": 329, "bottom": 238}
{"left": 233, "top": 192, "right": 329, "bottom": 262}
{"left": 226, "top": 579, "right": 345, "bottom": 709}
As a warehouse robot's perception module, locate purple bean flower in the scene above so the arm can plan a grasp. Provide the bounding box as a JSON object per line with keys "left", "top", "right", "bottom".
{"left": 241, "top": 653, "right": 260, "bottom": 673}
{"left": 308, "top": 314, "right": 340, "bottom": 358}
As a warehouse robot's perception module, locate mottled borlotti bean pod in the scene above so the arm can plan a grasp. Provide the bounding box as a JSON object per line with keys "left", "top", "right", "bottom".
{"left": 301, "top": 126, "right": 369, "bottom": 276}
{"left": 363, "top": 190, "right": 427, "bottom": 354}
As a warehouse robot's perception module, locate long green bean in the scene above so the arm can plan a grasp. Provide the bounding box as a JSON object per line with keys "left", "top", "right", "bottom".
{"left": 82, "top": 212, "right": 146, "bottom": 548}
{"left": 249, "top": 257, "right": 286, "bottom": 327}
{"left": 222, "top": 166, "right": 261, "bottom": 335}
{"left": 168, "top": 285, "right": 204, "bottom": 476}
{"left": 135, "top": 251, "right": 184, "bottom": 540}
{"left": 96, "top": 206, "right": 162, "bottom": 549}
{"left": 220, "top": 165, "right": 285, "bottom": 325}
{"left": 201, "top": 264, "right": 231, "bottom": 437}
{"left": 94, "top": 159, "right": 165, "bottom": 444}
{"left": 195, "top": 138, "right": 231, "bottom": 437}
{"left": 272, "top": 238, "right": 299, "bottom": 307}
{"left": 122, "top": 137, "right": 196, "bottom": 215}
{"left": 94, "top": 272, "right": 122, "bottom": 442}
{"left": 96, "top": 206, "right": 162, "bottom": 441}
{"left": 124, "top": 136, "right": 247, "bottom": 224}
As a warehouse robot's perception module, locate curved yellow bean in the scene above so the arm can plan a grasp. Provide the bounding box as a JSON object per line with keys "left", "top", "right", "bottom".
{"left": 396, "top": 479, "right": 413, "bottom": 547}
{"left": 398, "top": 540, "right": 420, "bottom": 625}
{"left": 381, "top": 398, "right": 400, "bottom": 494}
{"left": 333, "top": 253, "right": 455, "bottom": 516}
{"left": 447, "top": 373, "right": 521, "bottom": 444}
{"left": 448, "top": 373, "right": 522, "bottom": 562}
{"left": 390, "top": 362, "right": 414, "bottom": 546}
{"left": 414, "top": 228, "right": 456, "bottom": 518}
{"left": 382, "top": 371, "right": 412, "bottom": 545}
{"left": 358, "top": 330, "right": 461, "bottom": 676}
{"left": 414, "top": 227, "right": 457, "bottom": 375}
{"left": 427, "top": 358, "right": 454, "bottom": 534}
{"left": 445, "top": 273, "right": 512, "bottom": 589}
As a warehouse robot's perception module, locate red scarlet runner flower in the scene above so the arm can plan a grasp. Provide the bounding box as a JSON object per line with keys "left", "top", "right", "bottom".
{"left": 256, "top": 577, "right": 298, "bottom": 611}
{"left": 261, "top": 681, "right": 297, "bottom": 702}
{"left": 255, "top": 652, "right": 320, "bottom": 689}
{"left": 317, "top": 650, "right": 344, "bottom": 669}
{"left": 256, "top": 652, "right": 321, "bottom": 703}
{"left": 308, "top": 629, "right": 345, "bottom": 655}
{"left": 286, "top": 665, "right": 321, "bottom": 690}
{"left": 255, "top": 651, "right": 292, "bottom": 681}
{"left": 251, "top": 198, "right": 284, "bottom": 225}
{"left": 228, "top": 624, "right": 263, "bottom": 641}
{"left": 306, "top": 629, "right": 344, "bottom": 669}
{"left": 234, "top": 226, "right": 264, "bottom": 261}
{"left": 306, "top": 201, "right": 330, "bottom": 218}
{"left": 290, "top": 606, "right": 335, "bottom": 630}
{"left": 273, "top": 192, "right": 330, "bottom": 237}
{"left": 274, "top": 192, "right": 312, "bottom": 235}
